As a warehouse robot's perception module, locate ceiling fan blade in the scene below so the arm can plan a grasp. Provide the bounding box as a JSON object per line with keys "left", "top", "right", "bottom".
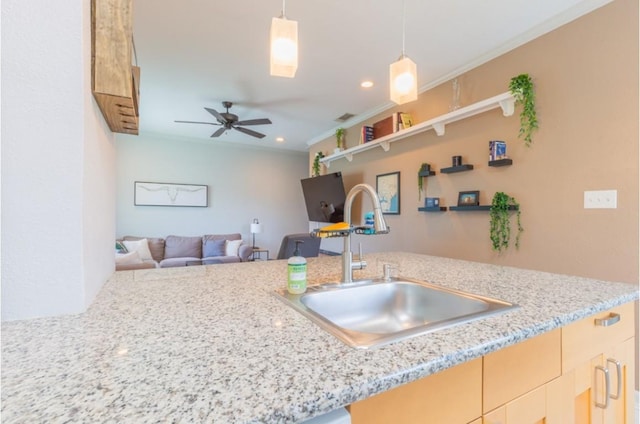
{"left": 175, "top": 120, "right": 218, "bottom": 125}
{"left": 234, "top": 126, "right": 266, "bottom": 139}
{"left": 210, "top": 127, "right": 227, "bottom": 137}
{"left": 204, "top": 107, "right": 226, "bottom": 123}
{"left": 235, "top": 118, "right": 272, "bottom": 126}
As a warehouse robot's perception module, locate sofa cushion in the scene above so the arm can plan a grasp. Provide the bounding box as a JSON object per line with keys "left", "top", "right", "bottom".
{"left": 164, "top": 235, "right": 202, "bottom": 259}
{"left": 225, "top": 239, "right": 243, "bottom": 256}
{"left": 123, "top": 236, "right": 165, "bottom": 262}
{"left": 159, "top": 257, "right": 201, "bottom": 268}
{"left": 203, "top": 256, "right": 241, "bottom": 264}
{"left": 203, "top": 239, "right": 226, "bottom": 257}
{"left": 122, "top": 239, "right": 154, "bottom": 262}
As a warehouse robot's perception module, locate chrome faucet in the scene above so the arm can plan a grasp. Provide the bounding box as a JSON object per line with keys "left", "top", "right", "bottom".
{"left": 341, "top": 183, "right": 389, "bottom": 284}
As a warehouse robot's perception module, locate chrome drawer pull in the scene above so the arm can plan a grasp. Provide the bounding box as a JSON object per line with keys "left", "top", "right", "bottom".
{"left": 607, "top": 358, "right": 622, "bottom": 400}
{"left": 594, "top": 312, "right": 620, "bottom": 327}
{"left": 594, "top": 365, "right": 610, "bottom": 409}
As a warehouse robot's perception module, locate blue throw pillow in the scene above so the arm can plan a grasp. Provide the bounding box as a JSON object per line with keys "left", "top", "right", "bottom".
{"left": 203, "top": 239, "right": 226, "bottom": 257}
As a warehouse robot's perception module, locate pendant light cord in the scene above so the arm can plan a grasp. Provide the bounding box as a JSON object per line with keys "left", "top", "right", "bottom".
{"left": 401, "top": 0, "right": 406, "bottom": 56}
{"left": 281, "top": 0, "right": 286, "bottom": 18}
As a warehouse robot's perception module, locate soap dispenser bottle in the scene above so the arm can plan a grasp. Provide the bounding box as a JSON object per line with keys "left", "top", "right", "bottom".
{"left": 287, "top": 240, "right": 307, "bottom": 294}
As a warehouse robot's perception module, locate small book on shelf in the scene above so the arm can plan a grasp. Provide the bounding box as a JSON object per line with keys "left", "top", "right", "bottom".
{"left": 372, "top": 115, "right": 394, "bottom": 139}
{"left": 399, "top": 113, "right": 413, "bottom": 130}
{"left": 489, "top": 140, "right": 507, "bottom": 161}
{"left": 360, "top": 125, "right": 374, "bottom": 144}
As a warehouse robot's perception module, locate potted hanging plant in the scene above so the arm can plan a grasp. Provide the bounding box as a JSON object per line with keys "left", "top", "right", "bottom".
{"left": 417, "top": 163, "right": 430, "bottom": 200}
{"left": 312, "top": 151, "right": 324, "bottom": 177}
{"left": 508, "top": 73, "right": 538, "bottom": 147}
{"left": 335, "top": 127, "right": 345, "bottom": 153}
{"left": 489, "top": 192, "right": 523, "bottom": 253}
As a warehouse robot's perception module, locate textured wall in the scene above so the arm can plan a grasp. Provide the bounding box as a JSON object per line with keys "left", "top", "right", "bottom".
{"left": 1, "top": 0, "right": 116, "bottom": 320}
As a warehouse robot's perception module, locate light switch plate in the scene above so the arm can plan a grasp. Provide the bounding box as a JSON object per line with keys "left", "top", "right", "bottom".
{"left": 584, "top": 190, "right": 617, "bottom": 209}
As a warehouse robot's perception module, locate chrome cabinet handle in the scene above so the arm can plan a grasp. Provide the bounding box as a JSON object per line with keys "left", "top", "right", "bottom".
{"left": 594, "top": 365, "right": 610, "bottom": 409}
{"left": 607, "top": 358, "right": 622, "bottom": 400}
{"left": 594, "top": 312, "right": 620, "bottom": 327}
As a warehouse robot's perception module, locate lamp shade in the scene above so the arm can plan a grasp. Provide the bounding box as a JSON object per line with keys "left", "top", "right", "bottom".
{"left": 270, "top": 16, "right": 298, "bottom": 78}
{"left": 251, "top": 222, "right": 263, "bottom": 234}
{"left": 389, "top": 55, "right": 417, "bottom": 105}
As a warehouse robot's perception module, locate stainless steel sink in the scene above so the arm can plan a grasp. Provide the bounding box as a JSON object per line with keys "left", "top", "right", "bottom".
{"left": 274, "top": 278, "right": 517, "bottom": 349}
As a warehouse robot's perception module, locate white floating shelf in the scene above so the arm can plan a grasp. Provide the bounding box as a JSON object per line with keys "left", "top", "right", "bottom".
{"left": 321, "top": 91, "right": 515, "bottom": 167}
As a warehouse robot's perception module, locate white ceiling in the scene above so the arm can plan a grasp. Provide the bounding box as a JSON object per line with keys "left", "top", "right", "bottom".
{"left": 132, "top": 0, "right": 610, "bottom": 152}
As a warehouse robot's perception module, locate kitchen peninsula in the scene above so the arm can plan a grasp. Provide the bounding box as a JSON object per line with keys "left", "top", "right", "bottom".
{"left": 2, "top": 253, "right": 637, "bottom": 423}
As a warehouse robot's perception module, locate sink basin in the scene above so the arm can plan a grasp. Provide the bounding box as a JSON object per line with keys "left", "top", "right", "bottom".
{"left": 274, "top": 278, "right": 517, "bottom": 349}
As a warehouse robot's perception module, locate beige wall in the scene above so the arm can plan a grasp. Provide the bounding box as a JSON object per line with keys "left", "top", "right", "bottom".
{"left": 310, "top": 0, "right": 638, "bottom": 285}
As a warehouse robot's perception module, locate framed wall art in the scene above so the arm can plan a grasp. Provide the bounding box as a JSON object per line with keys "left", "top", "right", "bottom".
{"left": 134, "top": 182, "right": 208, "bottom": 207}
{"left": 376, "top": 172, "right": 401, "bottom": 215}
{"left": 457, "top": 190, "right": 480, "bottom": 207}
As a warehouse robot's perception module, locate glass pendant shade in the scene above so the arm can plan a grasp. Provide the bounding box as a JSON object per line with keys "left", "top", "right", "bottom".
{"left": 270, "top": 16, "right": 298, "bottom": 78}
{"left": 389, "top": 55, "right": 417, "bottom": 105}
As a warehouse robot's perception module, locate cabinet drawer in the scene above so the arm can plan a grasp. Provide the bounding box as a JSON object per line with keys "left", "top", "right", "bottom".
{"left": 349, "top": 358, "right": 482, "bottom": 424}
{"left": 561, "top": 302, "right": 634, "bottom": 372}
{"left": 483, "top": 329, "right": 561, "bottom": 413}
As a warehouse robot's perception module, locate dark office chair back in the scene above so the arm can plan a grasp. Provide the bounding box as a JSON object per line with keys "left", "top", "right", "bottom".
{"left": 276, "top": 233, "right": 321, "bottom": 259}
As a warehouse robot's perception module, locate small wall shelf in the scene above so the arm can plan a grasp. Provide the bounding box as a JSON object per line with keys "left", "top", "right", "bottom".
{"left": 449, "top": 205, "right": 519, "bottom": 211}
{"left": 418, "top": 206, "right": 447, "bottom": 212}
{"left": 418, "top": 170, "right": 436, "bottom": 177}
{"left": 489, "top": 159, "right": 513, "bottom": 167}
{"left": 320, "top": 92, "right": 515, "bottom": 167}
{"left": 441, "top": 164, "right": 474, "bottom": 174}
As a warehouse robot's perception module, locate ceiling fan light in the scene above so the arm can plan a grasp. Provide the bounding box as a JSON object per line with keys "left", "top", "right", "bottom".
{"left": 270, "top": 16, "right": 298, "bottom": 78}
{"left": 389, "top": 55, "right": 417, "bottom": 105}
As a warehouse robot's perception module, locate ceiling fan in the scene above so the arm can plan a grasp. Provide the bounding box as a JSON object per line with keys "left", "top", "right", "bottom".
{"left": 175, "top": 101, "right": 272, "bottom": 139}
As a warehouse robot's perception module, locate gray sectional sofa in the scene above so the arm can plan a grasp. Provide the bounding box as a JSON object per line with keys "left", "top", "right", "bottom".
{"left": 116, "top": 233, "right": 253, "bottom": 271}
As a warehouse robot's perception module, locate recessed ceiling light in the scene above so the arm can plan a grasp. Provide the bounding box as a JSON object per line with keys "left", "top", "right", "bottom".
{"left": 276, "top": 137, "right": 285, "bottom": 142}
{"left": 361, "top": 80, "right": 374, "bottom": 88}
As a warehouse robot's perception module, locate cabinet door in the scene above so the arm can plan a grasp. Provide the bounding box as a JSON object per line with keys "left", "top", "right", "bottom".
{"left": 483, "top": 372, "right": 573, "bottom": 424}
{"left": 573, "top": 337, "right": 635, "bottom": 424}
{"left": 349, "top": 358, "right": 482, "bottom": 424}
{"left": 603, "top": 337, "right": 635, "bottom": 424}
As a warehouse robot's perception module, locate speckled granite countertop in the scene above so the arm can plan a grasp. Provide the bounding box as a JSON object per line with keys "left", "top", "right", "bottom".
{"left": 2, "top": 253, "right": 638, "bottom": 423}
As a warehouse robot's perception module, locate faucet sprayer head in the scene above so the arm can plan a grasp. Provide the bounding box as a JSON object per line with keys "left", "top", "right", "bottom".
{"left": 372, "top": 207, "right": 388, "bottom": 233}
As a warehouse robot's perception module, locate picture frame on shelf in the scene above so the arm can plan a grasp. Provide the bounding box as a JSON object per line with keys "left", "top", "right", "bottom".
{"left": 457, "top": 190, "right": 479, "bottom": 207}
{"left": 376, "top": 171, "right": 401, "bottom": 215}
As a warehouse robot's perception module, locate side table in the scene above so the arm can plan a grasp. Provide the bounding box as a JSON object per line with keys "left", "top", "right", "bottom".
{"left": 251, "top": 248, "right": 270, "bottom": 261}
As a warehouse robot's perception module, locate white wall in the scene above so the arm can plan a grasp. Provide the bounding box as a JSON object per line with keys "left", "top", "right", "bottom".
{"left": 116, "top": 134, "right": 310, "bottom": 257}
{"left": 1, "top": 0, "right": 116, "bottom": 320}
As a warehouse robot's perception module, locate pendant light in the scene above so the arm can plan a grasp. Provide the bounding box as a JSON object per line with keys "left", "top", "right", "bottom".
{"left": 270, "top": 0, "right": 298, "bottom": 78}
{"left": 389, "top": 0, "right": 417, "bottom": 104}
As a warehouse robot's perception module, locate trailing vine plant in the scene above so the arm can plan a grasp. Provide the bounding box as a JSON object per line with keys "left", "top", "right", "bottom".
{"left": 417, "top": 163, "right": 429, "bottom": 200}
{"left": 312, "top": 152, "right": 324, "bottom": 177}
{"left": 489, "top": 192, "right": 523, "bottom": 253}
{"left": 508, "top": 74, "right": 538, "bottom": 147}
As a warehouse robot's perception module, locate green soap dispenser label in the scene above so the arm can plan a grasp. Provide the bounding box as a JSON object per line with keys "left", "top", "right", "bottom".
{"left": 287, "top": 262, "right": 307, "bottom": 294}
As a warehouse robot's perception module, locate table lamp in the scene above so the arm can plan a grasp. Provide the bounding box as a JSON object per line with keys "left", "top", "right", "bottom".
{"left": 250, "top": 218, "right": 262, "bottom": 249}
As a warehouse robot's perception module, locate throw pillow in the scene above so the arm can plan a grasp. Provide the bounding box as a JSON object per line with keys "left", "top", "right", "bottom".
{"left": 115, "top": 251, "right": 142, "bottom": 265}
{"left": 115, "top": 240, "right": 129, "bottom": 253}
{"left": 224, "top": 239, "right": 243, "bottom": 257}
{"left": 203, "top": 239, "right": 226, "bottom": 257}
{"left": 122, "top": 238, "right": 153, "bottom": 262}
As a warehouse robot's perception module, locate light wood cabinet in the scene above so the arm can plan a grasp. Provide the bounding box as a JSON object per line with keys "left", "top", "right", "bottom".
{"left": 91, "top": 0, "right": 140, "bottom": 134}
{"left": 572, "top": 336, "right": 635, "bottom": 424}
{"left": 349, "top": 358, "right": 482, "bottom": 424}
{"left": 564, "top": 303, "right": 635, "bottom": 424}
{"left": 347, "top": 302, "right": 635, "bottom": 424}
{"left": 483, "top": 372, "right": 575, "bottom": 424}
